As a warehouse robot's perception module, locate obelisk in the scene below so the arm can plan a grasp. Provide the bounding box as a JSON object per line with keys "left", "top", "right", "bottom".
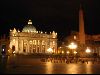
{"left": 79, "top": 5, "right": 85, "bottom": 45}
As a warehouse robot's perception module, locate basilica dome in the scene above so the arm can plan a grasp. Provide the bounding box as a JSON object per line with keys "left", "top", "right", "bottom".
{"left": 22, "top": 19, "right": 37, "bottom": 33}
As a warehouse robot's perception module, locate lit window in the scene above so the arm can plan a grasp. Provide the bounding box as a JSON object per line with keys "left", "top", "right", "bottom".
{"left": 30, "top": 40, "right": 32, "bottom": 44}
{"left": 74, "top": 35, "right": 76, "bottom": 40}
{"left": 42, "top": 40, "right": 45, "bottom": 45}
{"left": 53, "top": 41, "right": 55, "bottom": 45}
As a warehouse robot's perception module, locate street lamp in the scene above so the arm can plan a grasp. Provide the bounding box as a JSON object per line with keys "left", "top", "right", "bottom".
{"left": 47, "top": 34, "right": 53, "bottom": 54}
{"left": 47, "top": 48, "right": 53, "bottom": 53}
{"left": 68, "top": 42, "right": 77, "bottom": 50}
{"left": 74, "top": 51, "right": 77, "bottom": 54}
{"left": 85, "top": 47, "right": 91, "bottom": 53}
{"left": 62, "top": 50, "right": 64, "bottom": 54}
{"left": 66, "top": 51, "right": 70, "bottom": 56}
{"left": 85, "top": 47, "right": 91, "bottom": 57}
{"left": 68, "top": 42, "right": 77, "bottom": 57}
{"left": 67, "top": 51, "right": 70, "bottom": 54}
{"left": 74, "top": 51, "right": 77, "bottom": 57}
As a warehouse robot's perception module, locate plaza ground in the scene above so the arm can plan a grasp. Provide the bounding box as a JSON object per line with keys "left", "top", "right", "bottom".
{"left": 0, "top": 54, "right": 100, "bottom": 74}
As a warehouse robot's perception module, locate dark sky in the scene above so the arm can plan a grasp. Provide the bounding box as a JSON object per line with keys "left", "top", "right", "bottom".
{"left": 0, "top": 0, "right": 100, "bottom": 41}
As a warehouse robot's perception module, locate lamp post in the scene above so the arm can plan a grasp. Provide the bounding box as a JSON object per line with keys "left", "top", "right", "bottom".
{"left": 74, "top": 51, "right": 77, "bottom": 58}
{"left": 47, "top": 35, "right": 53, "bottom": 55}
{"left": 85, "top": 47, "right": 91, "bottom": 57}
{"left": 47, "top": 48, "right": 53, "bottom": 54}
{"left": 68, "top": 42, "right": 77, "bottom": 57}
{"left": 66, "top": 51, "right": 70, "bottom": 57}
{"left": 67, "top": 51, "right": 70, "bottom": 54}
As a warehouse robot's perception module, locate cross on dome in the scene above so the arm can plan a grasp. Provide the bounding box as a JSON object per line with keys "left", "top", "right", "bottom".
{"left": 28, "top": 19, "right": 32, "bottom": 24}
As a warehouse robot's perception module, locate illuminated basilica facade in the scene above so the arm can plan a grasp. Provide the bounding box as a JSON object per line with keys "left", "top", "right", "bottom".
{"left": 9, "top": 20, "right": 57, "bottom": 54}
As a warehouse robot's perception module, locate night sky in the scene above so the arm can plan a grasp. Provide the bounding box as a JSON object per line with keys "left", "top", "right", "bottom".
{"left": 0, "top": 0, "right": 100, "bottom": 41}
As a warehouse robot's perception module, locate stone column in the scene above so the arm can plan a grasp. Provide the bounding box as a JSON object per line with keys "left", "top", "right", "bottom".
{"left": 27, "top": 40, "right": 29, "bottom": 53}
{"left": 41, "top": 40, "right": 43, "bottom": 53}
{"left": 40, "top": 40, "right": 42, "bottom": 53}
{"left": 19, "top": 39, "right": 22, "bottom": 53}
{"left": 31, "top": 40, "right": 33, "bottom": 53}
{"left": 45, "top": 40, "right": 48, "bottom": 53}
{"left": 21, "top": 40, "right": 23, "bottom": 53}
{"left": 36, "top": 40, "right": 38, "bottom": 53}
